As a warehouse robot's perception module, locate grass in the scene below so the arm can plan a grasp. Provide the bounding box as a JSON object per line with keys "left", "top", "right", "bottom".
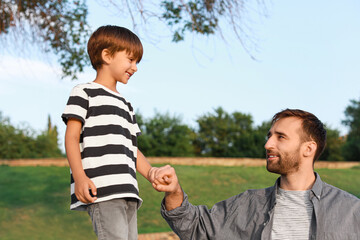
{"left": 0, "top": 165, "right": 359, "bottom": 239}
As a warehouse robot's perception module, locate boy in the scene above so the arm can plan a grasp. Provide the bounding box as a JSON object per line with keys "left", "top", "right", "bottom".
{"left": 62, "top": 25, "right": 157, "bottom": 240}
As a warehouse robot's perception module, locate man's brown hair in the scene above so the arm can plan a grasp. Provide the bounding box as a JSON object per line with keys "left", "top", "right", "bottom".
{"left": 271, "top": 109, "right": 327, "bottom": 162}
{"left": 87, "top": 25, "right": 143, "bottom": 70}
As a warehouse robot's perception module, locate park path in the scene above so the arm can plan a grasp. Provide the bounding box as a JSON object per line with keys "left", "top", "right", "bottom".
{"left": 138, "top": 232, "right": 179, "bottom": 240}
{"left": 1, "top": 157, "right": 359, "bottom": 168}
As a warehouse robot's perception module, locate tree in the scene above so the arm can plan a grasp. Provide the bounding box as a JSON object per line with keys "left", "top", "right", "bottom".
{"left": 195, "top": 107, "right": 265, "bottom": 157}
{"left": 34, "top": 115, "right": 63, "bottom": 158}
{"left": 117, "top": 0, "right": 265, "bottom": 48}
{"left": 320, "top": 126, "right": 345, "bottom": 161}
{"left": 251, "top": 120, "right": 271, "bottom": 158}
{"left": 137, "top": 111, "right": 195, "bottom": 157}
{"left": 0, "top": 0, "right": 91, "bottom": 80}
{"left": 0, "top": 0, "right": 265, "bottom": 79}
{"left": 0, "top": 112, "right": 63, "bottom": 159}
{"left": 342, "top": 98, "right": 360, "bottom": 161}
{"left": 0, "top": 112, "right": 35, "bottom": 159}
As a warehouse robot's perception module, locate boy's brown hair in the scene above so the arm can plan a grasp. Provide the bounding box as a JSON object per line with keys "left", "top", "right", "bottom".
{"left": 271, "top": 109, "right": 327, "bottom": 162}
{"left": 87, "top": 25, "right": 143, "bottom": 70}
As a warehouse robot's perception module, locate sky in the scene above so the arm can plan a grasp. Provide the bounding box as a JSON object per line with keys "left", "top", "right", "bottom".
{"left": 1, "top": 0, "right": 360, "bottom": 152}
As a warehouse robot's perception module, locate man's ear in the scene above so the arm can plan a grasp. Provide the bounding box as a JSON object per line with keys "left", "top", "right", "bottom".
{"left": 101, "top": 49, "right": 112, "bottom": 64}
{"left": 303, "top": 141, "right": 317, "bottom": 158}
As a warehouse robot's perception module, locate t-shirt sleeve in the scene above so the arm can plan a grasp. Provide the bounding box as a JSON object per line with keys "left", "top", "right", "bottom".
{"left": 126, "top": 102, "right": 141, "bottom": 136}
{"left": 61, "top": 85, "right": 89, "bottom": 125}
{"left": 131, "top": 113, "right": 141, "bottom": 136}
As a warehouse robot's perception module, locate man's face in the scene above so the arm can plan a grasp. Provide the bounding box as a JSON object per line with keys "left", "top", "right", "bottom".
{"left": 265, "top": 117, "right": 304, "bottom": 175}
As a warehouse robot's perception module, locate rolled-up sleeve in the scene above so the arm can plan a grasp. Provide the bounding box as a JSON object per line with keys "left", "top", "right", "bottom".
{"left": 161, "top": 192, "right": 238, "bottom": 240}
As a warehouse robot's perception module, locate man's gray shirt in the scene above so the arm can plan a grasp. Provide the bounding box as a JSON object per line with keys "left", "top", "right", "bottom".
{"left": 161, "top": 173, "right": 360, "bottom": 239}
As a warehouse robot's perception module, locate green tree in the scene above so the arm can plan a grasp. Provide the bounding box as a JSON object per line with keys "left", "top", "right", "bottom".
{"left": 0, "top": 0, "right": 91, "bottom": 80}
{"left": 195, "top": 107, "right": 265, "bottom": 157}
{"left": 34, "top": 115, "right": 63, "bottom": 158}
{"left": 0, "top": 0, "right": 265, "bottom": 79}
{"left": 0, "top": 112, "right": 63, "bottom": 159}
{"left": 0, "top": 113, "right": 35, "bottom": 159}
{"left": 320, "top": 126, "right": 345, "bottom": 161}
{"left": 342, "top": 98, "right": 360, "bottom": 161}
{"left": 251, "top": 120, "right": 272, "bottom": 158}
{"left": 137, "top": 112, "right": 195, "bottom": 157}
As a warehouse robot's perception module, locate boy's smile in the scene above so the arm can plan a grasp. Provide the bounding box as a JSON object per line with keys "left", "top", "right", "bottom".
{"left": 108, "top": 50, "right": 138, "bottom": 85}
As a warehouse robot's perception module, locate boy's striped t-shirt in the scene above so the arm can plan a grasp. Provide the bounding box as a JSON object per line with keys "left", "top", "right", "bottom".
{"left": 62, "top": 82, "right": 142, "bottom": 210}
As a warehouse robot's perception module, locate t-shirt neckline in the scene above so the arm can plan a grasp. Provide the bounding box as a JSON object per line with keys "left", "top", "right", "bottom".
{"left": 91, "top": 81, "right": 122, "bottom": 97}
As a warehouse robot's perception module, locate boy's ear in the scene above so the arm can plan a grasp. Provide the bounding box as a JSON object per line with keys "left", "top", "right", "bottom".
{"left": 101, "top": 49, "right": 112, "bottom": 64}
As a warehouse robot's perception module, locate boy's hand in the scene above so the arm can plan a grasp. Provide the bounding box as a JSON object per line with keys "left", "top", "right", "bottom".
{"left": 74, "top": 175, "right": 97, "bottom": 204}
{"left": 150, "top": 165, "right": 184, "bottom": 211}
{"left": 150, "top": 165, "right": 181, "bottom": 194}
{"left": 147, "top": 166, "right": 161, "bottom": 184}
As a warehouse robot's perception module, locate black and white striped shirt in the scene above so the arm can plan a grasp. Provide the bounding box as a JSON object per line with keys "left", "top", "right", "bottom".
{"left": 62, "top": 82, "right": 142, "bottom": 210}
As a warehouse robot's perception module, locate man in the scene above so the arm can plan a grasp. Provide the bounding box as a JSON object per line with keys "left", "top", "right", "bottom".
{"left": 150, "top": 109, "right": 360, "bottom": 240}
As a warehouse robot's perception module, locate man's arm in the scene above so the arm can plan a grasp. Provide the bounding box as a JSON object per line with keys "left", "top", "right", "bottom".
{"left": 152, "top": 165, "right": 184, "bottom": 210}
{"left": 65, "top": 118, "right": 97, "bottom": 203}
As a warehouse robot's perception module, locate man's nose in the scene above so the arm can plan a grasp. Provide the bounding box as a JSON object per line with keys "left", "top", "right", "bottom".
{"left": 264, "top": 137, "right": 273, "bottom": 150}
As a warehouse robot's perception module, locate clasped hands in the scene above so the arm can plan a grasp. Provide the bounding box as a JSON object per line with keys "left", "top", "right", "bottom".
{"left": 148, "top": 165, "right": 180, "bottom": 194}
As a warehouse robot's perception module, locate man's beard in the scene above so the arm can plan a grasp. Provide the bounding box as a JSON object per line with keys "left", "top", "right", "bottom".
{"left": 266, "top": 147, "right": 301, "bottom": 175}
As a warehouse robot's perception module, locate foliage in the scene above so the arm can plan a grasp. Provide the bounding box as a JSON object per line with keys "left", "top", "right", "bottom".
{"left": 1, "top": 103, "right": 357, "bottom": 160}
{"left": 0, "top": 0, "right": 91, "bottom": 80}
{"left": 252, "top": 120, "right": 272, "bottom": 158}
{"left": 161, "top": 0, "right": 220, "bottom": 42}
{"left": 342, "top": 98, "right": 360, "bottom": 161}
{"left": 0, "top": 112, "right": 63, "bottom": 159}
{"left": 137, "top": 111, "right": 196, "bottom": 157}
{"left": 195, "top": 107, "right": 269, "bottom": 158}
{"left": 320, "top": 126, "right": 345, "bottom": 161}
{"left": 106, "top": 0, "right": 265, "bottom": 57}
{"left": 0, "top": 0, "right": 265, "bottom": 79}
{"left": 34, "top": 115, "right": 63, "bottom": 158}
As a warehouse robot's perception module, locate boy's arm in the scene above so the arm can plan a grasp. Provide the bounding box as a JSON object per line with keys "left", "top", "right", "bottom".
{"left": 65, "top": 118, "right": 97, "bottom": 203}
{"left": 136, "top": 152, "right": 182, "bottom": 209}
{"left": 136, "top": 149, "right": 155, "bottom": 182}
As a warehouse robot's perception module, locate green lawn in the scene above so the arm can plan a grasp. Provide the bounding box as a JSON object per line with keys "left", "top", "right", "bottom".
{"left": 0, "top": 165, "right": 359, "bottom": 239}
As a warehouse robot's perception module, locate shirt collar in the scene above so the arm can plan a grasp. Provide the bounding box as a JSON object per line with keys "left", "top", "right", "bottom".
{"left": 310, "top": 172, "right": 323, "bottom": 200}
{"left": 272, "top": 172, "right": 323, "bottom": 201}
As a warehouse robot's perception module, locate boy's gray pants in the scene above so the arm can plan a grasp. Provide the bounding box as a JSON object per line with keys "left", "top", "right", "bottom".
{"left": 87, "top": 198, "right": 138, "bottom": 240}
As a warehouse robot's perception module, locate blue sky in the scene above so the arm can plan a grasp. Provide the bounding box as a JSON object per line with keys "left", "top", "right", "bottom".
{"left": 1, "top": 0, "right": 360, "bottom": 152}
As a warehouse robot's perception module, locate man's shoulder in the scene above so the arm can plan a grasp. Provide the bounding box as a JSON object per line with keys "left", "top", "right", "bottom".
{"left": 322, "top": 181, "right": 360, "bottom": 203}
{"left": 216, "top": 186, "right": 275, "bottom": 215}
{"left": 230, "top": 185, "right": 275, "bottom": 202}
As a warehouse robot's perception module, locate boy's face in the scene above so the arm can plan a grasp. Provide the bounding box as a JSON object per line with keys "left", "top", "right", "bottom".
{"left": 108, "top": 50, "right": 138, "bottom": 84}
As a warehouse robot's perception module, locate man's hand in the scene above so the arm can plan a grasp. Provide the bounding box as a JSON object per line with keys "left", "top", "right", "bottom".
{"left": 149, "top": 165, "right": 179, "bottom": 192}
{"left": 150, "top": 165, "right": 184, "bottom": 210}
{"left": 74, "top": 175, "right": 97, "bottom": 204}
